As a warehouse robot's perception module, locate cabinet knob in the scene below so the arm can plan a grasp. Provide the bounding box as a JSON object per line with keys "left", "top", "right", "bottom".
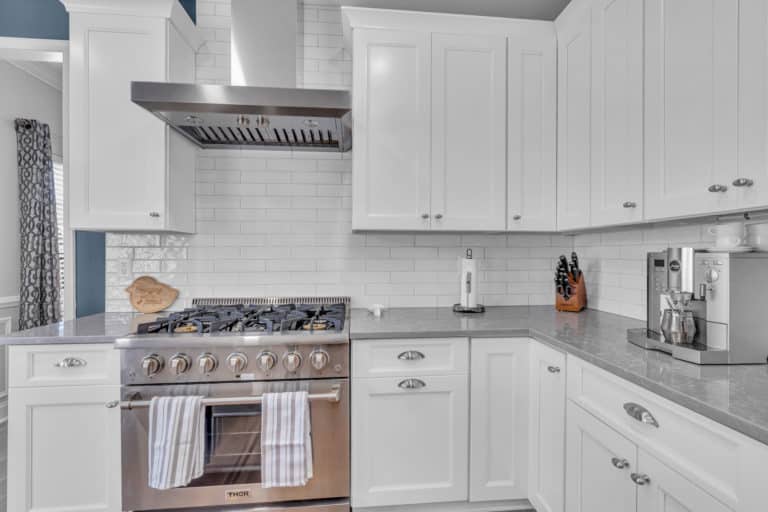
{"left": 547, "top": 365, "right": 561, "bottom": 374}
{"left": 434, "top": 213, "right": 443, "bottom": 220}
{"left": 611, "top": 457, "right": 630, "bottom": 469}
{"left": 421, "top": 213, "right": 430, "bottom": 219}
{"left": 708, "top": 184, "right": 728, "bottom": 193}
{"left": 398, "top": 378, "right": 426, "bottom": 390}
{"left": 105, "top": 400, "right": 120, "bottom": 409}
{"left": 732, "top": 178, "right": 754, "bottom": 188}
{"left": 512, "top": 214, "right": 522, "bottom": 221}
{"left": 622, "top": 201, "right": 637, "bottom": 209}
{"left": 630, "top": 473, "right": 651, "bottom": 486}
{"left": 149, "top": 211, "right": 161, "bottom": 218}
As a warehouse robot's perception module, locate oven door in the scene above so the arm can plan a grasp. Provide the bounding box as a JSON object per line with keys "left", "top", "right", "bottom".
{"left": 121, "top": 380, "right": 349, "bottom": 511}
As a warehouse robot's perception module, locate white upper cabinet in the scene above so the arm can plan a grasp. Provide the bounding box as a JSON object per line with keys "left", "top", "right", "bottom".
{"left": 589, "top": 0, "right": 644, "bottom": 227}
{"left": 644, "top": 0, "right": 739, "bottom": 220}
{"left": 507, "top": 25, "right": 557, "bottom": 231}
{"left": 65, "top": 0, "right": 201, "bottom": 232}
{"left": 351, "top": 28, "right": 432, "bottom": 231}
{"left": 556, "top": 0, "right": 592, "bottom": 230}
{"left": 737, "top": 0, "right": 768, "bottom": 208}
{"left": 430, "top": 33, "right": 507, "bottom": 231}
{"left": 345, "top": 8, "right": 557, "bottom": 232}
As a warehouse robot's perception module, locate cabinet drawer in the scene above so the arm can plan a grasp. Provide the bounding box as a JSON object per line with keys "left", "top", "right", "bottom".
{"left": 9, "top": 344, "right": 120, "bottom": 388}
{"left": 566, "top": 356, "right": 739, "bottom": 508}
{"left": 353, "top": 338, "right": 469, "bottom": 378}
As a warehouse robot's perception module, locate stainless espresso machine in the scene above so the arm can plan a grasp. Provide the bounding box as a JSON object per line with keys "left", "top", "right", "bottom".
{"left": 627, "top": 247, "right": 768, "bottom": 364}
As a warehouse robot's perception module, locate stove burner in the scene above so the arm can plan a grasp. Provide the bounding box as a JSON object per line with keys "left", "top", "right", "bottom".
{"left": 135, "top": 302, "right": 346, "bottom": 335}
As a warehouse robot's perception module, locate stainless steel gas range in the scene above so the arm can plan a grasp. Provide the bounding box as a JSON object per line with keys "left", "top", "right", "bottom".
{"left": 114, "top": 297, "right": 350, "bottom": 512}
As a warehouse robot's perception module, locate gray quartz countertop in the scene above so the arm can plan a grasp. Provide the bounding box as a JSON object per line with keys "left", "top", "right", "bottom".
{"left": 351, "top": 306, "right": 768, "bottom": 446}
{"left": 3, "top": 307, "right": 768, "bottom": 447}
{"left": 0, "top": 313, "right": 138, "bottom": 344}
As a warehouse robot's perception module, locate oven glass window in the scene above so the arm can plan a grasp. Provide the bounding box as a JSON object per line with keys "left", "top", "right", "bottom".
{"left": 188, "top": 404, "right": 262, "bottom": 486}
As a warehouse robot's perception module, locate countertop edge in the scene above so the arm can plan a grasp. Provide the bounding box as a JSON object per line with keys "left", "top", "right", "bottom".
{"left": 351, "top": 327, "right": 768, "bottom": 447}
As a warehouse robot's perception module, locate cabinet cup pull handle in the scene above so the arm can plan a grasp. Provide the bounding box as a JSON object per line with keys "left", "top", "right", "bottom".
{"left": 622, "top": 201, "right": 637, "bottom": 208}
{"left": 623, "top": 402, "right": 659, "bottom": 428}
{"left": 708, "top": 184, "right": 728, "bottom": 193}
{"left": 630, "top": 473, "right": 651, "bottom": 486}
{"left": 398, "top": 350, "right": 425, "bottom": 361}
{"left": 611, "top": 457, "right": 630, "bottom": 469}
{"left": 105, "top": 400, "right": 119, "bottom": 409}
{"left": 421, "top": 213, "right": 430, "bottom": 219}
{"left": 434, "top": 213, "right": 443, "bottom": 220}
{"left": 398, "top": 378, "right": 426, "bottom": 390}
{"left": 149, "top": 211, "right": 161, "bottom": 218}
{"left": 512, "top": 214, "right": 522, "bottom": 221}
{"left": 732, "top": 178, "right": 754, "bottom": 187}
{"left": 54, "top": 357, "right": 87, "bottom": 368}
{"left": 547, "top": 365, "right": 561, "bottom": 374}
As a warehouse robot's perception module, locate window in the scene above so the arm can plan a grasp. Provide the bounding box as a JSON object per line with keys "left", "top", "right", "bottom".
{"left": 53, "top": 161, "right": 65, "bottom": 297}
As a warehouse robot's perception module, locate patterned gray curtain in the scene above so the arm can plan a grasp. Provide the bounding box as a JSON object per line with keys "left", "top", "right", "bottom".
{"left": 15, "top": 119, "right": 61, "bottom": 330}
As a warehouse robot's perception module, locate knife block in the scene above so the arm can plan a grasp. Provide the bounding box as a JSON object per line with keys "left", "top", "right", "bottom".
{"left": 556, "top": 274, "right": 587, "bottom": 312}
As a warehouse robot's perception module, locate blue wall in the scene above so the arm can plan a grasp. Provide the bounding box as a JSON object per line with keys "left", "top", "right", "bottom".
{"left": 75, "top": 231, "right": 105, "bottom": 318}
{"left": 0, "top": 0, "right": 196, "bottom": 40}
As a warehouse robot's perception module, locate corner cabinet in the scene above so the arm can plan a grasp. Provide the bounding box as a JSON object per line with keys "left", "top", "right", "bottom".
{"left": 7, "top": 344, "right": 121, "bottom": 512}
{"left": 469, "top": 338, "right": 528, "bottom": 501}
{"left": 345, "top": 8, "right": 556, "bottom": 232}
{"left": 65, "top": 0, "right": 201, "bottom": 232}
{"left": 555, "top": 0, "right": 592, "bottom": 230}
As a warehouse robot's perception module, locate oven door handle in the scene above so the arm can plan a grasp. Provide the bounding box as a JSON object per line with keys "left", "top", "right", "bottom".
{"left": 114, "top": 384, "right": 341, "bottom": 410}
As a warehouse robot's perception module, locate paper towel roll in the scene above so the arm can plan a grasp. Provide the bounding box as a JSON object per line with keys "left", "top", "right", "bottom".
{"left": 460, "top": 250, "right": 478, "bottom": 308}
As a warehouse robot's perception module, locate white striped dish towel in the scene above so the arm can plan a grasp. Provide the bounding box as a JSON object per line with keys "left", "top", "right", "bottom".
{"left": 261, "top": 391, "right": 314, "bottom": 488}
{"left": 148, "top": 396, "right": 205, "bottom": 490}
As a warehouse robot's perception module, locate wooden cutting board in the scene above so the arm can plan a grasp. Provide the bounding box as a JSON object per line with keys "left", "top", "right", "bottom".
{"left": 125, "top": 276, "right": 179, "bottom": 314}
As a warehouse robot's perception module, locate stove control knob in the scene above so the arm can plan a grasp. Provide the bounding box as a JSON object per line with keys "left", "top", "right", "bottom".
{"left": 309, "top": 349, "right": 329, "bottom": 371}
{"left": 141, "top": 354, "right": 164, "bottom": 377}
{"left": 198, "top": 353, "right": 218, "bottom": 374}
{"left": 169, "top": 354, "right": 191, "bottom": 375}
{"left": 283, "top": 351, "right": 303, "bottom": 373}
{"left": 256, "top": 351, "right": 277, "bottom": 372}
{"left": 227, "top": 352, "right": 248, "bottom": 374}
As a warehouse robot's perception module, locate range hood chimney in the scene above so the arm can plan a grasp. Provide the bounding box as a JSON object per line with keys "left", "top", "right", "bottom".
{"left": 131, "top": 0, "right": 351, "bottom": 151}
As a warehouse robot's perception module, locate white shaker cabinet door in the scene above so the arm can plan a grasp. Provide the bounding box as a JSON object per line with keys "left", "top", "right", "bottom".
{"left": 351, "top": 375, "right": 469, "bottom": 508}
{"left": 644, "top": 0, "right": 739, "bottom": 220}
{"left": 590, "top": 0, "right": 644, "bottom": 227}
{"left": 507, "top": 27, "right": 557, "bottom": 231}
{"left": 556, "top": 2, "right": 592, "bottom": 230}
{"left": 430, "top": 33, "right": 507, "bottom": 232}
{"left": 8, "top": 385, "right": 121, "bottom": 512}
{"left": 565, "top": 402, "right": 638, "bottom": 512}
{"left": 351, "top": 29, "right": 432, "bottom": 231}
{"left": 737, "top": 0, "right": 768, "bottom": 208}
{"left": 469, "top": 338, "right": 529, "bottom": 502}
{"left": 636, "top": 451, "right": 733, "bottom": 512}
{"left": 528, "top": 343, "right": 566, "bottom": 512}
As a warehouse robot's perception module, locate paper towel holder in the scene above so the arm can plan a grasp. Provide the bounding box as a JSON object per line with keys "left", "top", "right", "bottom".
{"left": 454, "top": 248, "right": 485, "bottom": 313}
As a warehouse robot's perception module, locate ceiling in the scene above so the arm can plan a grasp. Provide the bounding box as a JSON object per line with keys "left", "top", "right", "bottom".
{"left": 339, "top": 0, "right": 572, "bottom": 21}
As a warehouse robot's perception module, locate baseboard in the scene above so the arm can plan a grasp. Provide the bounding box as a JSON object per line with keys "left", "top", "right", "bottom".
{"left": 353, "top": 499, "right": 533, "bottom": 512}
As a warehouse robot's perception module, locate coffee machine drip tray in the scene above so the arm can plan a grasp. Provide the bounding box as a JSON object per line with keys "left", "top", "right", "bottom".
{"left": 627, "top": 328, "right": 731, "bottom": 365}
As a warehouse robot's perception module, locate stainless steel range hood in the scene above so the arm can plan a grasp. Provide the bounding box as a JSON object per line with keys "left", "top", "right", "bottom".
{"left": 131, "top": 82, "right": 351, "bottom": 151}
{"left": 130, "top": 0, "right": 352, "bottom": 151}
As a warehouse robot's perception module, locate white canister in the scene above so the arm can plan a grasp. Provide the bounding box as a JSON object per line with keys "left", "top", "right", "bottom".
{"left": 747, "top": 222, "right": 768, "bottom": 251}
{"left": 708, "top": 221, "right": 746, "bottom": 249}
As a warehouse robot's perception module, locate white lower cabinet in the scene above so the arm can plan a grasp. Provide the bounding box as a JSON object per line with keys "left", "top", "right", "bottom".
{"left": 637, "top": 451, "right": 733, "bottom": 512}
{"left": 528, "top": 343, "right": 566, "bottom": 512}
{"left": 8, "top": 385, "right": 121, "bottom": 512}
{"left": 565, "top": 401, "right": 638, "bottom": 512}
{"left": 351, "top": 374, "right": 469, "bottom": 507}
{"left": 469, "top": 339, "right": 528, "bottom": 502}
